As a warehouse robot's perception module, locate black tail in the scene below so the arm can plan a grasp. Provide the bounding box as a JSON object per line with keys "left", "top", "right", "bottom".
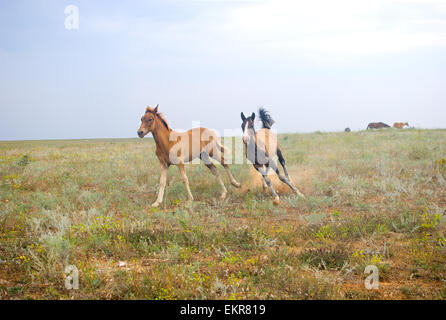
{"left": 258, "top": 108, "right": 275, "bottom": 129}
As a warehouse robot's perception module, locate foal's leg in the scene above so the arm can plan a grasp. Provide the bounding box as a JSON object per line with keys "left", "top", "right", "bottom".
{"left": 268, "top": 159, "right": 305, "bottom": 198}
{"left": 261, "top": 165, "right": 270, "bottom": 190}
{"left": 254, "top": 164, "right": 280, "bottom": 205}
{"left": 152, "top": 163, "right": 168, "bottom": 207}
{"left": 210, "top": 148, "right": 241, "bottom": 188}
{"left": 178, "top": 162, "right": 194, "bottom": 203}
{"left": 277, "top": 148, "right": 291, "bottom": 182}
{"left": 201, "top": 152, "right": 227, "bottom": 200}
{"left": 261, "top": 176, "right": 268, "bottom": 190}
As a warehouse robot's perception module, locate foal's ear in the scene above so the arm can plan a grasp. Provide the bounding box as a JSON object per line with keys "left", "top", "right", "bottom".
{"left": 251, "top": 112, "right": 255, "bottom": 120}
{"left": 153, "top": 104, "right": 159, "bottom": 113}
{"left": 241, "top": 112, "right": 246, "bottom": 121}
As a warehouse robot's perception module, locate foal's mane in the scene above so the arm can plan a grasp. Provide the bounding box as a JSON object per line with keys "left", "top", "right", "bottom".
{"left": 145, "top": 106, "right": 171, "bottom": 131}
{"left": 258, "top": 108, "right": 275, "bottom": 129}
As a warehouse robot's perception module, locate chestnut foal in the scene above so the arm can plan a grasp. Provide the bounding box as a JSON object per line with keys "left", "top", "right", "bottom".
{"left": 138, "top": 105, "right": 240, "bottom": 207}
{"left": 393, "top": 122, "right": 409, "bottom": 129}
{"left": 241, "top": 108, "right": 305, "bottom": 204}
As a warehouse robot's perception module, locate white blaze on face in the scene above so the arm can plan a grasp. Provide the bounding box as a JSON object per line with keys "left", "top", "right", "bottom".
{"left": 242, "top": 123, "right": 250, "bottom": 144}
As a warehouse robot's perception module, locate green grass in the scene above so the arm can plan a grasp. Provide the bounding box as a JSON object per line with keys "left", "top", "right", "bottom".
{"left": 0, "top": 129, "right": 445, "bottom": 299}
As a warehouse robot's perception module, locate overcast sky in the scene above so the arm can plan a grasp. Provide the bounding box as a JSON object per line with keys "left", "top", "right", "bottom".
{"left": 1, "top": 0, "right": 446, "bottom": 140}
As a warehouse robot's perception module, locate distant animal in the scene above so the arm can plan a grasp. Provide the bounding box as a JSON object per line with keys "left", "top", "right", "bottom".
{"left": 138, "top": 105, "right": 240, "bottom": 207}
{"left": 344, "top": 127, "right": 351, "bottom": 132}
{"left": 367, "top": 122, "right": 390, "bottom": 130}
{"left": 393, "top": 122, "right": 409, "bottom": 129}
{"left": 240, "top": 108, "right": 305, "bottom": 205}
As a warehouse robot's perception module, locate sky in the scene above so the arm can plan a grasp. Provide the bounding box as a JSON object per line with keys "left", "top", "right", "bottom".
{"left": 1, "top": 0, "right": 446, "bottom": 140}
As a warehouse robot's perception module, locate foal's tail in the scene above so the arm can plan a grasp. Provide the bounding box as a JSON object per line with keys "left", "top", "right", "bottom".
{"left": 258, "top": 108, "right": 275, "bottom": 129}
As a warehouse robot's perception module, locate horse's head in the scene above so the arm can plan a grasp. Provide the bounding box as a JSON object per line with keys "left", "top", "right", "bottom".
{"left": 241, "top": 112, "right": 256, "bottom": 144}
{"left": 138, "top": 105, "right": 159, "bottom": 138}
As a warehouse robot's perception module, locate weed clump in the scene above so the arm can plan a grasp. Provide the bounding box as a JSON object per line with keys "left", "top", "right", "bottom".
{"left": 17, "top": 154, "right": 32, "bottom": 167}
{"left": 408, "top": 144, "right": 431, "bottom": 160}
{"left": 298, "top": 246, "right": 349, "bottom": 270}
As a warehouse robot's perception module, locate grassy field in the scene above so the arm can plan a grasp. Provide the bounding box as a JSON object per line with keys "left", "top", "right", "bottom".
{"left": 1, "top": 129, "right": 445, "bottom": 300}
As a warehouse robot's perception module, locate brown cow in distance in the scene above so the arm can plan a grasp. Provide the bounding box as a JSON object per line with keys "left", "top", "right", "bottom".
{"left": 367, "top": 122, "right": 390, "bottom": 130}
{"left": 393, "top": 122, "right": 409, "bottom": 129}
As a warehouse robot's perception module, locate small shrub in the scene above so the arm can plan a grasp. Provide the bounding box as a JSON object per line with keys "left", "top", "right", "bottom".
{"left": 408, "top": 145, "right": 431, "bottom": 160}
{"left": 313, "top": 225, "right": 335, "bottom": 240}
{"left": 298, "top": 246, "right": 349, "bottom": 270}
{"left": 17, "top": 154, "right": 32, "bottom": 167}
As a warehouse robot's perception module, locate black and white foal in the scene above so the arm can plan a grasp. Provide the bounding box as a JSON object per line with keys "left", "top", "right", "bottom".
{"left": 241, "top": 108, "right": 305, "bottom": 204}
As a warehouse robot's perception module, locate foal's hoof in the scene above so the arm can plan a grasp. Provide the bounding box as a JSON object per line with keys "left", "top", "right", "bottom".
{"left": 273, "top": 197, "right": 280, "bottom": 205}
{"left": 219, "top": 192, "right": 227, "bottom": 200}
{"left": 232, "top": 181, "right": 241, "bottom": 188}
{"left": 295, "top": 189, "right": 306, "bottom": 198}
{"left": 151, "top": 201, "right": 160, "bottom": 208}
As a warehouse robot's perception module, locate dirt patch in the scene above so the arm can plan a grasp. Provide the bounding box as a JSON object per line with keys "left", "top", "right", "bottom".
{"left": 288, "top": 166, "right": 317, "bottom": 195}
{"left": 242, "top": 164, "right": 315, "bottom": 198}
